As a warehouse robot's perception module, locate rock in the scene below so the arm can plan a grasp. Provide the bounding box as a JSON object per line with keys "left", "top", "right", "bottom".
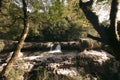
{"left": 79, "top": 38, "right": 101, "bottom": 51}
{"left": 81, "top": 0, "right": 90, "bottom": 3}
{"left": 77, "top": 50, "right": 119, "bottom": 79}
{"left": 23, "top": 62, "right": 34, "bottom": 72}
{"left": 56, "top": 68, "right": 77, "bottom": 77}
{"left": 6, "top": 51, "right": 23, "bottom": 62}
{"left": 0, "top": 50, "right": 119, "bottom": 80}
{"left": 80, "top": 50, "right": 114, "bottom": 64}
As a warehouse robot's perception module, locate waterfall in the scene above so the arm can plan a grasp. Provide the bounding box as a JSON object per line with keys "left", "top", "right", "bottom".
{"left": 49, "top": 42, "right": 62, "bottom": 53}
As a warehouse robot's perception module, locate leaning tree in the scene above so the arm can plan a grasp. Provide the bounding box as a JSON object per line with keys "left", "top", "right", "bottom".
{"left": 0, "top": 0, "right": 30, "bottom": 79}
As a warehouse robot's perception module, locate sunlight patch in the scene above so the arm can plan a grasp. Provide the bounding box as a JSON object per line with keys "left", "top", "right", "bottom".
{"left": 82, "top": 50, "right": 114, "bottom": 64}
{"left": 57, "top": 69, "right": 77, "bottom": 77}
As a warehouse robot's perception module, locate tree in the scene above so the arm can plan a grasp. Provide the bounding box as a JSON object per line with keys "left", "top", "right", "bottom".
{"left": 0, "top": 0, "right": 29, "bottom": 78}
{"left": 0, "top": 0, "right": 24, "bottom": 40}
{"left": 63, "top": 0, "right": 97, "bottom": 40}
{"left": 79, "top": 0, "right": 120, "bottom": 61}
{"left": 0, "top": 0, "right": 93, "bottom": 41}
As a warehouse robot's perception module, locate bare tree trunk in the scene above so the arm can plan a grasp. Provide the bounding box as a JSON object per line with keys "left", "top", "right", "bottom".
{"left": 0, "top": 0, "right": 29, "bottom": 78}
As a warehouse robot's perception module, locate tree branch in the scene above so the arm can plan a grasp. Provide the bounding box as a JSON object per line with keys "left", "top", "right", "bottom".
{"left": 79, "top": 0, "right": 108, "bottom": 43}
{"left": 87, "top": 34, "right": 107, "bottom": 44}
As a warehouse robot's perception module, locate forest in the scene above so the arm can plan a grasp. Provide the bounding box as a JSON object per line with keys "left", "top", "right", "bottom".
{"left": 0, "top": 0, "right": 120, "bottom": 80}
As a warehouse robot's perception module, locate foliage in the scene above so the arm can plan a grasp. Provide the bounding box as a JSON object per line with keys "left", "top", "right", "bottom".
{"left": 0, "top": 0, "right": 95, "bottom": 41}
{"left": 0, "top": 1, "right": 23, "bottom": 40}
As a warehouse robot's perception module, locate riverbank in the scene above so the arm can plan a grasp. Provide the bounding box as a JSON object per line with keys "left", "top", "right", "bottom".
{"left": 0, "top": 50, "right": 119, "bottom": 80}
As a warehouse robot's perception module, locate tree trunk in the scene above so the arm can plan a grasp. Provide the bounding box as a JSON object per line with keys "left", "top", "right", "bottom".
{"left": 108, "top": 0, "right": 120, "bottom": 61}
{"left": 0, "top": 0, "right": 29, "bottom": 78}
